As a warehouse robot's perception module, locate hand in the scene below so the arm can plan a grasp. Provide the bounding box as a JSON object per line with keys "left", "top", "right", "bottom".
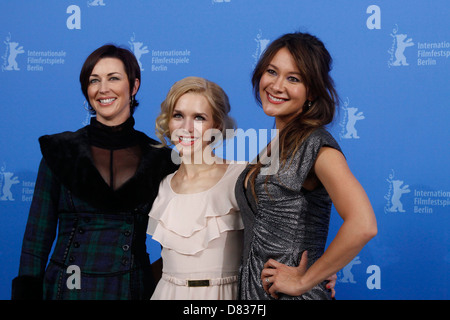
{"left": 325, "top": 273, "right": 337, "bottom": 298}
{"left": 261, "top": 251, "right": 309, "bottom": 299}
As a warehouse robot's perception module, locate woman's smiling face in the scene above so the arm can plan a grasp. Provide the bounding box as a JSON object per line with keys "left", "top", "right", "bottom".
{"left": 259, "top": 47, "right": 309, "bottom": 129}
{"left": 169, "top": 92, "right": 216, "bottom": 159}
{"left": 88, "top": 57, "right": 139, "bottom": 126}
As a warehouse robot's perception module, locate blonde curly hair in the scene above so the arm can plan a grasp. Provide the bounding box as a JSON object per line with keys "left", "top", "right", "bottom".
{"left": 155, "top": 76, "right": 236, "bottom": 146}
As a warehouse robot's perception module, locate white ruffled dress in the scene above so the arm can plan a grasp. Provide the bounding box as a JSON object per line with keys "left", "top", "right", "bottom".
{"left": 147, "top": 163, "right": 247, "bottom": 300}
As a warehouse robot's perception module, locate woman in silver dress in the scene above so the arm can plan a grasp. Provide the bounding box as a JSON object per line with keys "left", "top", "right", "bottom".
{"left": 236, "top": 32, "right": 377, "bottom": 300}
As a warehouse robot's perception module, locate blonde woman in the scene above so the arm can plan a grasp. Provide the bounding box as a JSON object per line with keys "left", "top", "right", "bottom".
{"left": 147, "top": 77, "right": 247, "bottom": 300}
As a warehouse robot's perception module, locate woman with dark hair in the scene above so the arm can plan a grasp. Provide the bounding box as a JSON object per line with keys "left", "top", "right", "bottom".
{"left": 236, "top": 32, "right": 377, "bottom": 300}
{"left": 11, "top": 44, "right": 177, "bottom": 300}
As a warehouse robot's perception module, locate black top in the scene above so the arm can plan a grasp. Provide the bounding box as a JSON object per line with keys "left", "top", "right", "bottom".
{"left": 38, "top": 116, "right": 178, "bottom": 211}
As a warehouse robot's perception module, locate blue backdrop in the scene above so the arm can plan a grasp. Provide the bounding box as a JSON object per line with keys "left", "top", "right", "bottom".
{"left": 0, "top": 0, "right": 448, "bottom": 300}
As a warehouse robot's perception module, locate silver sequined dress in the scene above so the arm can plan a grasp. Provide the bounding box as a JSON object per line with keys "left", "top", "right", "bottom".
{"left": 235, "top": 128, "right": 342, "bottom": 300}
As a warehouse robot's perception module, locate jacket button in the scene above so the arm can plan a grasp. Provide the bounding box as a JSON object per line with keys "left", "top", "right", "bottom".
{"left": 78, "top": 227, "right": 84, "bottom": 234}
{"left": 121, "top": 257, "right": 128, "bottom": 265}
{"left": 123, "top": 230, "right": 131, "bottom": 237}
{"left": 73, "top": 242, "right": 80, "bottom": 248}
{"left": 122, "top": 245, "right": 130, "bottom": 251}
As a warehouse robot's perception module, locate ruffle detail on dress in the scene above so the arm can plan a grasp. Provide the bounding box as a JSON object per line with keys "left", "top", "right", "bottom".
{"left": 147, "top": 163, "right": 247, "bottom": 255}
{"left": 148, "top": 211, "right": 243, "bottom": 255}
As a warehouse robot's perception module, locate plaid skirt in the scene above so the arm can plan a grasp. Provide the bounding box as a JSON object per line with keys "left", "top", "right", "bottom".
{"left": 41, "top": 212, "right": 155, "bottom": 300}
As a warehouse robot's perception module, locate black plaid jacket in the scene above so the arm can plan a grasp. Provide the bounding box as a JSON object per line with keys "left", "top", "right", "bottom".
{"left": 12, "top": 125, "right": 177, "bottom": 300}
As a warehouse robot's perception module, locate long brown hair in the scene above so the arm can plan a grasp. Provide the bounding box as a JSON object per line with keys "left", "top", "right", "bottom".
{"left": 249, "top": 32, "right": 339, "bottom": 194}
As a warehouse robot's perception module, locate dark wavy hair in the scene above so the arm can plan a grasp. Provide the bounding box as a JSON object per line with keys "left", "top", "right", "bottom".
{"left": 249, "top": 32, "right": 339, "bottom": 196}
{"left": 79, "top": 44, "right": 141, "bottom": 115}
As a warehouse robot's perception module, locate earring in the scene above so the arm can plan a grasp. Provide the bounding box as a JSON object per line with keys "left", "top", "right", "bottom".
{"left": 303, "top": 100, "right": 312, "bottom": 111}
{"left": 83, "top": 100, "right": 96, "bottom": 115}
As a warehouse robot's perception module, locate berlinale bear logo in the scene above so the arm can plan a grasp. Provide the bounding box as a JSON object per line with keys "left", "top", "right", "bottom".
{"left": 2, "top": 33, "right": 24, "bottom": 71}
